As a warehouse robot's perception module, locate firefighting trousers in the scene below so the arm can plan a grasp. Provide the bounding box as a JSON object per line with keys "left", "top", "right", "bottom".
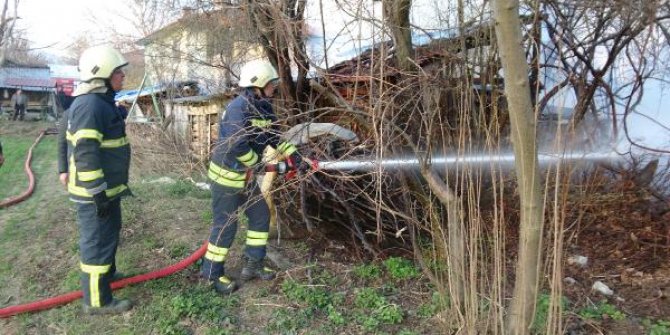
{"left": 201, "top": 181, "right": 270, "bottom": 280}
{"left": 76, "top": 198, "right": 122, "bottom": 307}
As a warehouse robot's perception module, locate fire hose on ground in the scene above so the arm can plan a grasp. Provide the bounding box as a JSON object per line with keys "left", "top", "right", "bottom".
{"left": 0, "top": 129, "right": 48, "bottom": 209}
{"left": 0, "top": 243, "right": 207, "bottom": 318}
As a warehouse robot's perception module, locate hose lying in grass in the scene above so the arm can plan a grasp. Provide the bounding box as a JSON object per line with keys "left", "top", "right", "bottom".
{"left": 0, "top": 242, "right": 207, "bottom": 318}
{"left": 0, "top": 130, "right": 46, "bottom": 209}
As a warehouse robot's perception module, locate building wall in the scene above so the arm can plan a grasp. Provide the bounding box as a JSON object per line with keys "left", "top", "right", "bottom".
{"left": 141, "top": 13, "right": 265, "bottom": 94}
{"left": 144, "top": 29, "right": 231, "bottom": 93}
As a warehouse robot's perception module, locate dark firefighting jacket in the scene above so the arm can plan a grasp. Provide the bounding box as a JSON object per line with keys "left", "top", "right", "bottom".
{"left": 63, "top": 87, "right": 131, "bottom": 202}
{"left": 208, "top": 88, "right": 296, "bottom": 188}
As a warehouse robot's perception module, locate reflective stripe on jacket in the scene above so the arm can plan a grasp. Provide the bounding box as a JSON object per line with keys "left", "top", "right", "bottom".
{"left": 64, "top": 91, "right": 131, "bottom": 202}
{"left": 209, "top": 88, "right": 296, "bottom": 187}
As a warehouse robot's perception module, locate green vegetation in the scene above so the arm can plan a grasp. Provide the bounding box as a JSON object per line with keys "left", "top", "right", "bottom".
{"left": 644, "top": 319, "right": 670, "bottom": 335}
{"left": 578, "top": 300, "right": 626, "bottom": 321}
{"left": 532, "top": 293, "right": 570, "bottom": 333}
{"left": 383, "top": 256, "right": 420, "bottom": 280}
{"left": 353, "top": 262, "right": 382, "bottom": 280}
{"left": 417, "top": 291, "right": 450, "bottom": 318}
{"left": 278, "top": 265, "right": 406, "bottom": 333}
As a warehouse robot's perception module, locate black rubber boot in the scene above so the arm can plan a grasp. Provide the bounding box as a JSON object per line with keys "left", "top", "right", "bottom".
{"left": 240, "top": 257, "right": 276, "bottom": 282}
{"left": 83, "top": 299, "right": 133, "bottom": 315}
{"left": 213, "top": 276, "right": 237, "bottom": 295}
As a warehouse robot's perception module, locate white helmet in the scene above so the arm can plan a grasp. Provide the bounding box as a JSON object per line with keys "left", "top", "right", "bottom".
{"left": 238, "top": 59, "right": 278, "bottom": 88}
{"left": 78, "top": 45, "right": 128, "bottom": 82}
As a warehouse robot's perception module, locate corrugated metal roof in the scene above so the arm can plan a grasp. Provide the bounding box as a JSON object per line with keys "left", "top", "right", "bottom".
{"left": 5, "top": 77, "right": 55, "bottom": 88}
{"left": 0, "top": 66, "right": 54, "bottom": 90}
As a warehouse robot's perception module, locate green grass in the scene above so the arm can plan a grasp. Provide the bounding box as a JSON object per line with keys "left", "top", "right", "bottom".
{"left": 532, "top": 293, "right": 569, "bottom": 333}
{"left": 644, "top": 319, "right": 670, "bottom": 335}
{"left": 578, "top": 300, "right": 626, "bottom": 321}
{"left": 383, "top": 257, "right": 420, "bottom": 281}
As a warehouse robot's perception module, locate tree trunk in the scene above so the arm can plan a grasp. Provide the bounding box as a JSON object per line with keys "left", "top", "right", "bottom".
{"left": 491, "top": 0, "right": 545, "bottom": 333}
{"left": 382, "top": 0, "right": 413, "bottom": 73}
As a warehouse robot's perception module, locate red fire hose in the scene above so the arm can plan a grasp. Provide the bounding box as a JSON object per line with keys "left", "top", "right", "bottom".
{"left": 0, "top": 243, "right": 207, "bottom": 318}
{"left": 0, "top": 130, "right": 45, "bottom": 208}
{"left": 0, "top": 129, "right": 208, "bottom": 317}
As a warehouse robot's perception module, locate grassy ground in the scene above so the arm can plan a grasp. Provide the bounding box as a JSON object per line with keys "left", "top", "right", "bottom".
{"left": 0, "top": 122, "right": 441, "bottom": 335}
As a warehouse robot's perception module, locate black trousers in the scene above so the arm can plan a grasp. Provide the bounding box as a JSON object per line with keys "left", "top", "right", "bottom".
{"left": 12, "top": 105, "right": 25, "bottom": 121}
{"left": 201, "top": 181, "right": 270, "bottom": 280}
{"left": 76, "top": 198, "right": 122, "bottom": 307}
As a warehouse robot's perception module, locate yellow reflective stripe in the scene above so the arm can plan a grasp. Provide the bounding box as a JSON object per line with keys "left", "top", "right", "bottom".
{"left": 205, "top": 243, "right": 229, "bottom": 261}
{"left": 207, "top": 243, "right": 229, "bottom": 255}
{"left": 247, "top": 230, "right": 269, "bottom": 239}
{"left": 67, "top": 151, "right": 127, "bottom": 198}
{"left": 246, "top": 239, "right": 268, "bottom": 246}
{"left": 208, "top": 170, "right": 245, "bottom": 188}
{"left": 208, "top": 162, "right": 246, "bottom": 181}
{"left": 246, "top": 230, "right": 269, "bottom": 246}
{"left": 79, "top": 262, "right": 112, "bottom": 307}
{"left": 77, "top": 169, "right": 104, "bottom": 182}
{"left": 106, "top": 184, "right": 128, "bottom": 197}
{"left": 69, "top": 129, "right": 103, "bottom": 143}
{"left": 68, "top": 183, "right": 127, "bottom": 198}
{"left": 90, "top": 273, "right": 101, "bottom": 307}
{"left": 237, "top": 150, "right": 259, "bottom": 167}
{"left": 68, "top": 131, "right": 128, "bottom": 148}
{"left": 80, "top": 262, "right": 111, "bottom": 307}
{"left": 208, "top": 162, "right": 247, "bottom": 188}
{"left": 68, "top": 156, "right": 91, "bottom": 197}
{"left": 101, "top": 137, "right": 129, "bottom": 148}
{"left": 205, "top": 251, "right": 226, "bottom": 262}
{"left": 80, "top": 262, "right": 111, "bottom": 275}
{"left": 277, "top": 142, "right": 297, "bottom": 155}
{"left": 251, "top": 119, "right": 272, "bottom": 128}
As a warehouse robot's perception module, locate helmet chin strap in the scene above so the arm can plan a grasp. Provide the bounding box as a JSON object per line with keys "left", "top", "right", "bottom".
{"left": 104, "top": 79, "right": 115, "bottom": 93}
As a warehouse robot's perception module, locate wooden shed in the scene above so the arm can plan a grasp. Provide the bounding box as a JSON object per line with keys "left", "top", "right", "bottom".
{"left": 164, "top": 94, "right": 231, "bottom": 160}
{"left": 0, "top": 63, "right": 57, "bottom": 119}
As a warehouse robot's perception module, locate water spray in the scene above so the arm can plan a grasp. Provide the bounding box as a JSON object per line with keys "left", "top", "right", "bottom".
{"left": 315, "top": 151, "right": 624, "bottom": 172}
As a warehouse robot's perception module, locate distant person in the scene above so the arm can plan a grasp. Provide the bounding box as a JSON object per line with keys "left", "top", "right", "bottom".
{"left": 57, "top": 86, "right": 75, "bottom": 111}
{"left": 59, "top": 45, "right": 132, "bottom": 315}
{"left": 10, "top": 89, "right": 28, "bottom": 121}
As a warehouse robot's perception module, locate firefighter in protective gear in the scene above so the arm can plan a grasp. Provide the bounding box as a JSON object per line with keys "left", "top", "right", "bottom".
{"left": 201, "top": 59, "right": 307, "bottom": 294}
{"left": 59, "top": 45, "right": 132, "bottom": 314}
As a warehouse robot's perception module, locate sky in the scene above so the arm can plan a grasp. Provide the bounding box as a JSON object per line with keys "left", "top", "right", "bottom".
{"left": 16, "top": 0, "right": 133, "bottom": 56}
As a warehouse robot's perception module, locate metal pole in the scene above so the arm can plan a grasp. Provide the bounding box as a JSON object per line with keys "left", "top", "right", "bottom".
{"left": 129, "top": 72, "right": 148, "bottom": 121}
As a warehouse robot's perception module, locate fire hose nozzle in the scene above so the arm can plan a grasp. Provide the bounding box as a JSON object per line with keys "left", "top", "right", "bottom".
{"left": 264, "top": 161, "right": 289, "bottom": 174}
{"left": 263, "top": 158, "right": 318, "bottom": 174}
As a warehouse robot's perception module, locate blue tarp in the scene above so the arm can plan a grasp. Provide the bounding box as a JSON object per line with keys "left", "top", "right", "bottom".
{"left": 115, "top": 84, "right": 165, "bottom": 102}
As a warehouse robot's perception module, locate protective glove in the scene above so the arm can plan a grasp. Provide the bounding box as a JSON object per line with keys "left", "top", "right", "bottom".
{"left": 93, "top": 192, "right": 111, "bottom": 218}
{"left": 286, "top": 152, "right": 310, "bottom": 172}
